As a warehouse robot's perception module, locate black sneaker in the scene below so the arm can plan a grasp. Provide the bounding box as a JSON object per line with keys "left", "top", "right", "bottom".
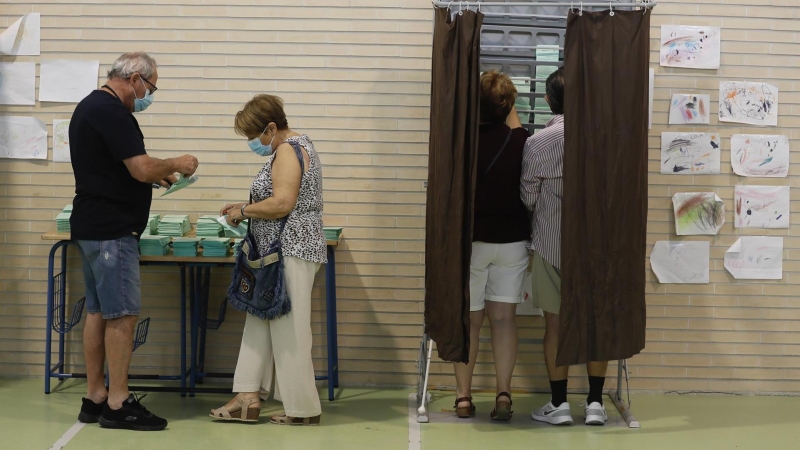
{"left": 98, "top": 393, "right": 168, "bottom": 431}
{"left": 79, "top": 397, "right": 108, "bottom": 423}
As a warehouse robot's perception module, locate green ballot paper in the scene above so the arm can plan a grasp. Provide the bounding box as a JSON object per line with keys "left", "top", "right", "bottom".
{"left": 217, "top": 215, "right": 248, "bottom": 237}
{"left": 161, "top": 174, "right": 199, "bottom": 197}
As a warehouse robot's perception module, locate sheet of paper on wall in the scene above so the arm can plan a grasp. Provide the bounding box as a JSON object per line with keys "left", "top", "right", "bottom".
{"left": 53, "top": 119, "right": 71, "bottom": 163}
{"left": 0, "top": 116, "right": 48, "bottom": 159}
{"left": 660, "top": 132, "right": 721, "bottom": 175}
{"left": 669, "top": 93, "right": 710, "bottom": 125}
{"left": 39, "top": 60, "right": 100, "bottom": 103}
{"left": 724, "top": 237, "right": 783, "bottom": 280}
{"left": 648, "top": 69, "right": 654, "bottom": 130}
{"left": 0, "top": 13, "right": 40, "bottom": 55}
{"left": 161, "top": 174, "right": 199, "bottom": 197}
{"left": 734, "top": 185, "right": 790, "bottom": 229}
{"left": 535, "top": 65, "right": 557, "bottom": 92}
{"left": 649, "top": 241, "right": 709, "bottom": 284}
{"left": 673, "top": 192, "right": 725, "bottom": 236}
{"left": 731, "top": 134, "right": 789, "bottom": 178}
{"left": 719, "top": 81, "right": 778, "bottom": 127}
{"left": 660, "top": 25, "right": 720, "bottom": 69}
{"left": 0, "top": 62, "right": 36, "bottom": 105}
{"left": 535, "top": 45, "right": 559, "bottom": 62}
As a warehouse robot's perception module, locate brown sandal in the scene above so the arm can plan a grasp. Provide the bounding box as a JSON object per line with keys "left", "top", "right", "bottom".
{"left": 455, "top": 396, "right": 476, "bottom": 418}
{"left": 490, "top": 392, "right": 513, "bottom": 422}
{"left": 209, "top": 396, "right": 260, "bottom": 423}
{"left": 270, "top": 414, "right": 321, "bottom": 426}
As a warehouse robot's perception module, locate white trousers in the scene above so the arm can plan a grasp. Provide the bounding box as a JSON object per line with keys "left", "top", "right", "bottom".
{"left": 232, "top": 256, "right": 322, "bottom": 417}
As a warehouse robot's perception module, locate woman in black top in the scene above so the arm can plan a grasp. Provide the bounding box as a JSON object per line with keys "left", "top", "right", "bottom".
{"left": 453, "top": 70, "right": 530, "bottom": 421}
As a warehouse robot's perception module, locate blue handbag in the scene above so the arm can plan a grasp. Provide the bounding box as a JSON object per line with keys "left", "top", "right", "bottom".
{"left": 227, "top": 142, "right": 305, "bottom": 320}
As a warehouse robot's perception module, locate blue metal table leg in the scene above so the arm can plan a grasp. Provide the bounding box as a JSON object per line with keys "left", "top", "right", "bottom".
{"left": 197, "top": 267, "right": 211, "bottom": 382}
{"left": 44, "top": 242, "right": 58, "bottom": 394}
{"left": 58, "top": 247, "right": 68, "bottom": 375}
{"left": 189, "top": 267, "right": 197, "bottom": 397}
{"left": 325, "top": 245, "right": 338, "bottom": 400}
{"left": 180, "top": 265, "right": 187, "bottom": 397}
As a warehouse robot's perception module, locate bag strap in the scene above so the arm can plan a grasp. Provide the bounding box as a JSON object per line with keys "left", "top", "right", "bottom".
{"left": 484, "top": 129, "right": 514, "bottom": 176}
{"left": 245, "top": 139, "right": 307, "bottom": 257}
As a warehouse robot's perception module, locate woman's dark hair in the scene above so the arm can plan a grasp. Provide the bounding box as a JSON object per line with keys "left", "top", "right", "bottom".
{"left": 479, "top": 70, "right": 517, "bottom": 124}
{"left": 545, "top": 67, "right": 565, "bottom": 115}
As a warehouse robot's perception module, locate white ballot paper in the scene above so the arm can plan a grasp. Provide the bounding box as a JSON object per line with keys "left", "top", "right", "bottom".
{"left": 650, "top": 241, "right": 709, "bottom": 284}
{"left": 161, "top": 174, "right": 199, "bottom": 197}
{"left": 724, "top": 237, "right": 783, "bottom": 280}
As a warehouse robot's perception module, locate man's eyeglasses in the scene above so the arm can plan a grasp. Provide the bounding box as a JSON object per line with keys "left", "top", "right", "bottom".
{"left": 141, "top": 76, "right": 158, "bottom": 94}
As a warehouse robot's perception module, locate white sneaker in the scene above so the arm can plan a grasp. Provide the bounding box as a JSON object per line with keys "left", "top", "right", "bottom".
{"left": 584, "top": 401, "right": 607, "bottom": 425}
{"left": 532, "top": 401, "right": 574, "bottom": 425}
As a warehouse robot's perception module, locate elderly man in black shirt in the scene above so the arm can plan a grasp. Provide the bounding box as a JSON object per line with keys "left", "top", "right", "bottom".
{"left": 70, "top": 52, "right": 198, "bottom": 431}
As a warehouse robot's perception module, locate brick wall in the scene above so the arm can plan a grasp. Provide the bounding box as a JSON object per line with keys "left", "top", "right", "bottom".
{"left": 1, "top": 0, "right": 799, "bottom": 394}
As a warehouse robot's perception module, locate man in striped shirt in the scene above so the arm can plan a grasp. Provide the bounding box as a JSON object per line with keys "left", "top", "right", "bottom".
{"left": 521, "top": 68, "right": 609, "bottom": 427}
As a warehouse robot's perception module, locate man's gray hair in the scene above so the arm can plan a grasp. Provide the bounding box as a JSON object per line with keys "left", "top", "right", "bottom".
{"left": 107, "top": 52, "right": 157, "bottom": 80}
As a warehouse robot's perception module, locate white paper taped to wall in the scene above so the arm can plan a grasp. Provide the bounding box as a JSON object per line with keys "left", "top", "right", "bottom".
{"left": 39, "top": 60, "right": 100, "bottom": 103}
{"left": 0, "top": 13, "right": 40, "bottom": 56}
{"left": 53, "top": 119, "right": 71, "bottom": 163}
{"left": 734, "top": 185, "right": 790, "bottom": 229}
{"left": 724, "top": 237, "right": 783, "bottom": 280}
{"left": 0, "top": 116, "right": 48, "bottom": 160}
{"left": 0, "top": 62, "right": 36, "bottom": 105}
{"left": 649, "top": 241, "right": 709, "bottom": 284}
{"left": 672, "top": 192, "right": 725, "bottom": 236}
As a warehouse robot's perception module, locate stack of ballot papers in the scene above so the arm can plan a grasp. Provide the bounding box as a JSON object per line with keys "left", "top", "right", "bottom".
{"left": 172, "top": 238, "right": 200, "bottom": 257}
{"left": 139, "top": 236, "right": 171, "bottom": 256}
{"left": 200, "top": 238, "right": 232, "bottom": 257}
{"left": 196, "top": 216, "right": 224, "bottom": 237}
{"left": 159, "top": 215, "right": 190, "bottom": 237}
{"left": 232, "top": 239, "right": 244, "bottom": 257}
{"left": 56, "top": 205, "right": 72, "bottom": 233}
{"left": 142, "top": 214, "right": 160, "bottom": 236}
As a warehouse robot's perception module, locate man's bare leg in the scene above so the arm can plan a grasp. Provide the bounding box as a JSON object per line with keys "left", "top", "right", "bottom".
{"left": 84, "top": 313, "right": 108, "bottom": 403}
{"left": 105, "top": 315, "right": 136, "bottom": 409}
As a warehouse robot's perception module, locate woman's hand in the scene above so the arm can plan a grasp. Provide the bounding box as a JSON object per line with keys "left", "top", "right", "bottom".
{"left": 220, "top": 202, "right": 246, "bottom": 218}
{"left": 226, "top": 206, "right": 245, "bottom": 226}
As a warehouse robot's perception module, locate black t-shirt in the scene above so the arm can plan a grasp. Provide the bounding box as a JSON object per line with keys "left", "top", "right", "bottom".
{"left": 473, "top": 123, "right": 530, "bottom": 244}
{"left": 69, "top": 90, "right": 151, "bottom": 240}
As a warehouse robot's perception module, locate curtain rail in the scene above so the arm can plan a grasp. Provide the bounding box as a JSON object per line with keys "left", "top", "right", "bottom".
{"left": 432, "top": 1, "right": 657, "bottom": 8}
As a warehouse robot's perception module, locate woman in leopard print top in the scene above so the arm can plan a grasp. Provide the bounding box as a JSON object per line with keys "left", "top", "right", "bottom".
{"left": 211, "top": 94, "right": 324, "bottom": 426}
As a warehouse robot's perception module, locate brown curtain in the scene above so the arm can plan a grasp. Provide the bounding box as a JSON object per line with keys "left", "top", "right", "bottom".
{"left": 559, "top": 9, "right": 650, "bottom": 366}
{"left": 424, "top": 7, "right": 483, "bottom": 363}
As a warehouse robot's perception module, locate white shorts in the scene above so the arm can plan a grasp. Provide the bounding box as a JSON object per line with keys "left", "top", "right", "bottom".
{"left": 469, "top": 241, "right": 529, "bottom": 312}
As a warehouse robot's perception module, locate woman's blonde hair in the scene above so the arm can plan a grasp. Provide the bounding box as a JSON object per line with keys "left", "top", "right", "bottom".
{"left": 234, "top": 94, "right": 289, "bottom": 138}
{"left": 479, "top": 70, "right": 517, "bottom": 124}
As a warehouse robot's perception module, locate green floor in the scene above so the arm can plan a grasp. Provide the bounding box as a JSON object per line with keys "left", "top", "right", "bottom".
{"left": 2, "top": 377, "right": 797, "bottom": 450}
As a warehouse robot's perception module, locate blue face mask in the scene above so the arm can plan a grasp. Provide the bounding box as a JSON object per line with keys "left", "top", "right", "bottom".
{"left": 248, "top": 124, "right": 275, "bottom": 157}
{"left": 132, "top": 79, "right": 154, "bottom": 113}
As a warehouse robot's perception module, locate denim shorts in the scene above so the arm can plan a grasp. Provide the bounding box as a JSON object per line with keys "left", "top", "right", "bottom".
{"left": 75, "top": 236, "right": 141, "bottom": 319}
